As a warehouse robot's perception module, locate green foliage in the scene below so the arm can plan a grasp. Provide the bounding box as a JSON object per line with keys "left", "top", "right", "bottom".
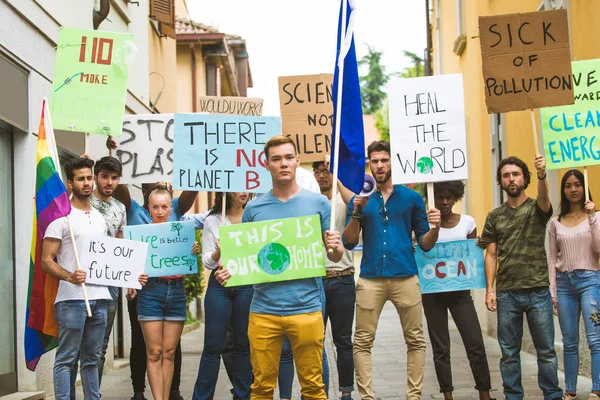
{"left": 184, "top": 230, "right": 205, "bottom": 307}
{"left": 402, "top": 51, "right": 424, "bottom": 78}
{"left": 359, "top": 45, "right": 389, "bottom": 114}
{"left": 375, "top": 98, "right": 389, "bottom": 141}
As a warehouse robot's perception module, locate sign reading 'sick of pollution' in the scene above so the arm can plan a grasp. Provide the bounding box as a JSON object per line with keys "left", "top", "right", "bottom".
{"left": 479, "top": 9, "right": 574, "bottom": 113}
{"left": 541, "top": 59, "right": 600, "bottom": 169}
{"left": 388, "top": 74, "right": 468, "bottom": 184}
{"left": 79, "top": 235, "right": 148, "bottom": 289}
{"left": 123, "top": 221, "right": 198, "bottom": 278}
{"left": 415, "top": 239, "right": 485, "bottom": 294}
{"left": 198, "top": 96, "right": 263, "bottom": 116}
{"left": 219, "top": 215, "right": 326, "bottom": 287}
{"left": 278, "top": 74, "right": 333, "bottom": 162}
{"left": 87, "top": 114, "right": 174, "bottom": 184}
{"left": 172, "top": 114, "right": 281, "bottom": 192}
{"left": 50, "top": 27, "right": 134, "bottom": 136}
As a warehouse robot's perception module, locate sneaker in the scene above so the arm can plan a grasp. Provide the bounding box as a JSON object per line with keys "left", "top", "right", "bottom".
{"left": 130, "top": 393, "right": 146, "bottom": 400}
{"left": 169, "top": 391, "right": 184, "bottom": 400}
{"left": 588, "top": 394, "right": 600, "bottom": 400}
{"left": 340, "top": 396, "right": 353, "bottom": 400}
{"left": 562, "top": 393, "right": 578, "bottom": 400}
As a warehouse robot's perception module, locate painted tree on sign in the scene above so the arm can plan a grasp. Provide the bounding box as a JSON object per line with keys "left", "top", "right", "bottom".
{"left": 171, "top": 222, "right": 183, "bottom": 237}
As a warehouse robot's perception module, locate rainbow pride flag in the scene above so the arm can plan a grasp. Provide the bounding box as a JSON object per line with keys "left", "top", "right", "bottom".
{"left": 25, "top": 99, "right": 72, "bottom": 371}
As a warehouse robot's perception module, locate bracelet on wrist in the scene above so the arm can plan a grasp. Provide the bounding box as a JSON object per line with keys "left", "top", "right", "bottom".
{"left": 537, "top": 172, "right": 547, "bottom": 180}
{"left": 486, "top": 290, "right": 495, "bottom": 294}
{"left": 351, "top": 213, "right": 361, "bottom": 220}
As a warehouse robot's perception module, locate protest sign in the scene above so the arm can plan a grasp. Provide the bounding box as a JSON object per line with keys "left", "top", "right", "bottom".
{"left": 198, "top": 96, "right": 263, "bottom": 116}
{"left": 219, "top": 215, "right": 326, "bottom": 287}
{"left": 541, "top": 59, "right": 600, "bottom": 169}
{"left": 50, "top": 27, "right": 134, "bottom": 136}
{"left": 79, "top": 235, "right": 148, "bottom": 289}
{"left": 388, "top": 74, "right": 468, "bottom": 184}
{"left": 172, "top": 114, "right": 281, "bottom": 192}
{"left": 87, "top": 114, "right": 174, "bottom": 184}
{"left": 278, "top": 74, "right": 333, "bottom": 162}
{"left": 479, "top": 9, "right": 574, "bottom": 113}
{"left": 124, "top": 221, "right": 198, "bottom": 278}
{"left": 415, "top": 239, "right": 485, "bottom": 294}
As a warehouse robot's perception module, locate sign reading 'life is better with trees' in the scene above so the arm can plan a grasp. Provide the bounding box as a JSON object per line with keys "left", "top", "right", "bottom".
{"left": 414, "top": 239, "right": 485, "bottom": 294}
{"left": 124, "top": 221, "right": 197, "bottom": 278}
{"left": 79, "top": 235, "right": 148, "bottom": 289}
{"left": 87, "top": 114, "right": 174, "bottom": 184}
{"left": 219, "top": 215, "right": 326, "bottom": 287}
{"left": 540, "top": 59, "right": 600, "bottom": 169}
{"left": 388, "top": 74, "right": 468, "bottom": 184}
{"left": 50, "top": 27, "right": 134, "bottom": 136}
{"left": 172, "top": 114, "right": 281, "bottom": 193}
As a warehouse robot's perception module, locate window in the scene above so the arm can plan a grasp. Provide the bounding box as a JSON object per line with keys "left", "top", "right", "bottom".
{"left": 149, "top": 0, "right": 176, "bottom": 39}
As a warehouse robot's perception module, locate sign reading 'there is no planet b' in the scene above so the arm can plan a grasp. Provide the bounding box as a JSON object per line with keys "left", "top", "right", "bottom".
{"left": 219, "top": 215, "right": 326, "bottom": 287}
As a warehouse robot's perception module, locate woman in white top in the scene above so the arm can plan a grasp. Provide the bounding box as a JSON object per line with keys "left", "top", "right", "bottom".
{"left": 191, "top": 192, "right": 253, "bottom": 400}
{"left": 422, "top": 181, "right": 493, "bottom": 400}
{"left": 547, "top": 169, "right": 600, "bottom": 400}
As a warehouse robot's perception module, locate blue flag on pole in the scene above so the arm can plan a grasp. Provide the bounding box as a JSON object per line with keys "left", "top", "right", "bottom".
{"left": 331, "top": 0, "right": 365, "bottom": 194}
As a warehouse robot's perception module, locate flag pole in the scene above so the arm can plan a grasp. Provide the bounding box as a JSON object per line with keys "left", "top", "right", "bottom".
{"left": 66, "top": 215, "right": 92, "bottom": 317}
{"left": 329, "top": 0, "right": 348, "bottom": 240}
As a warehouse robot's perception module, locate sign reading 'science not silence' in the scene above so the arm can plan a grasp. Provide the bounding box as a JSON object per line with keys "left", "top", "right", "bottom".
{"left": 479, "top": 9, "right": 574, "bottom": 113}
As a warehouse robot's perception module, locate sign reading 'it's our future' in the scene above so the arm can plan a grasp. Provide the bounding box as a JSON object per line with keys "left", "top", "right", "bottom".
{"left": 388, "top": 74, "right": 468, "bottom": 184}
{"left": 479, "top": 9, "right": 574, "bottom": 113}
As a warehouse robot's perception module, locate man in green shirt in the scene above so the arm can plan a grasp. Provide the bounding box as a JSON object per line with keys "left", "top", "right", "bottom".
{"left": 481, "top": 155, "right": 562, "bottom": 400}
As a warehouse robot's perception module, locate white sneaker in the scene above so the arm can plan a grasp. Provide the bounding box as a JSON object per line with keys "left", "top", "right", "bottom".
{"left": 587, "top": 394, "right": 600, "bottom": 400}
{"left": 563, "top": 393, "right": 578, "bottom": 400}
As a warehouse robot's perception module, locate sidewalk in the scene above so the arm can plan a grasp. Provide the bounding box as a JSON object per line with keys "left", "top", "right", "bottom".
{"left": 80, "top": 302, "right": 592, "bottom": 399}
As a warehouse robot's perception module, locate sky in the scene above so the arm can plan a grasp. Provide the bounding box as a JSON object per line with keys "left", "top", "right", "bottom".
{"left": 185, "top": 0, "right": 428, "bottom": 116}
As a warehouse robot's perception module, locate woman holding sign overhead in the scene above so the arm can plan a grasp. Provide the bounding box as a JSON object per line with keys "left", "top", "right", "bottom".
{"left": 422, "top": 181, "right": 494, "bottom": 400}
{"left": 191, "top": 192, "right": 253, "bottom": 400}
{"left": 137, "top": 185, "right": 199, "bottom": 400}
{"left": 547, "top": 169, "right": 600, "bottom": 400}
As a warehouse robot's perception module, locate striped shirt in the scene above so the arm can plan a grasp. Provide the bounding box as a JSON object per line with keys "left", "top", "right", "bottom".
{"left": 547, "top": 212, "right": 600, "bottom": 297}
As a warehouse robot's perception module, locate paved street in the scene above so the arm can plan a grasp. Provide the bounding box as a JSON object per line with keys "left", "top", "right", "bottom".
{"left": 78, "top": 301, "right": 593, "bottom": 400}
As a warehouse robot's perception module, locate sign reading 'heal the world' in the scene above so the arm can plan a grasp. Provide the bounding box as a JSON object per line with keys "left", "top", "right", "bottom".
{"left": 415, "top": 239, "right": 485, "bottom": 294}
{"left": 124, "top": 221, "right": 197, "bottom": 278}
{"left": 219, "top": 215, "right": 326, "bottom": 287}
{"left": 388, "top": 74, "right": 468, "bottom": 184}
{"left": 50, "top": 27, "right": 134, "bottom": 136}
{"left": 172, "top": 114, "right": 281, "bottom": 192}
{"left": 479, "top": 9, "right": 574, "bottom": 113}
{"left": 540, "top": 59, "right": 600, "bottom": 169}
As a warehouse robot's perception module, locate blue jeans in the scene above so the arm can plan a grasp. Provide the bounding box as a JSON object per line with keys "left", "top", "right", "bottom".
{"left": 278, "top": 278, "right": 329, "bottom": 398}
{"left": 192, "top": 273, "right": 254, "bottom": 400}
{"left": 323, "top": 274, "right": 355, "bottom": 393}
{"left": 496, "top": 287, "right": 562, "bottom": 400}
{"left": 69, "top": 288, "right": 119, "bottom": 399}
{"left": 556, "top": 270, "right": 600, "bottom": 392}
{"left": 54, "top": 300, "right": 108, "bottom": 400}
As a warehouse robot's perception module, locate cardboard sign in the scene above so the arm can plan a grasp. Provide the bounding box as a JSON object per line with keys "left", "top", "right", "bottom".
{"left": 541, "top": 59, "right": 600, "bottom": 169}
{"left": 172, "top": 114, "right": 281, "bottom": 192}
{"left": 198, "top": 96, "right": 263, "bottom": 116}
{"left": 50, "top": 27, "right": 134, "bottom": 136}
{"left": 124, "top": 221, "right": 198, "bottom": 278}
{"left": 79, "top": 235, "right": 148, "bottom": 289}
{"left": 415, "top": 239, "right": 485, "bottom": 294}
{"left": 388, "top": 74, "right": 468, "bottom": 184}
{"left": 87, "top": 114, "right": 174, "bottom": 184}
{"left": 278, "top": 74, "right": 333, "bottom": 162}
{"left": 479, "top": 9, "right": 574, "bottom": 113}
{"left": 219, "top": 215, "right": 326, "bottom": 287}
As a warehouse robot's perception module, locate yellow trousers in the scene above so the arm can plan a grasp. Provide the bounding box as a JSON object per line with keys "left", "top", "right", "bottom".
{"left": 248, "top": 311, "right": 326, "bottom": 400}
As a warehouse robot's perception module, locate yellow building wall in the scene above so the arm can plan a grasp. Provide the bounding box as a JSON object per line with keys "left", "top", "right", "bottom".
{"left": 148, "top": 25, "right": 177, "bottom": 113}
{"left": 434, "top": 0, "right": 600, "bottom": 232}
{"left": 176, "top": 45, "right": 194, "bottom": 112}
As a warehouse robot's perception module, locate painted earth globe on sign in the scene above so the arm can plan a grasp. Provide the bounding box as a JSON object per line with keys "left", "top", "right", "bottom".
{"left": 257, "top": 243, "right": 291, "bottom": 275}
{"left": 417, "top": 156, "right": 434, "bottom": 174}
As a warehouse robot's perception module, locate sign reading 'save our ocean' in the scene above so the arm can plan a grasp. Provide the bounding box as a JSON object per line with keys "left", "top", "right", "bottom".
{"left": 278, "top": 74, "right": 333, "bottom": 162}
{"left": 87, "top": 114, "right": 174, "bottom": 184}
{"left": 479, "top": 9, "right": 574, "bottom": 113}
{"left": 219, "top": 215, "right": 326, "bottom": 287}
{"left": 415, "top": 239, "right": 485, "bottom": 294}
{"left": 79, "top": 235, "right": 148, "bottom": 289}
{"left": 123, "top": 221, "right": 197, "bottom": 278}
{"left": 388, "top": 74, "right": 468, "bottom": 184}
{"left": 50, "top": 27, "right": 134, "bottom": 136}
{"left": 540, "top": 59, "right": 600, "bottom": 169}
{"left": 172, "top": 114, "right": 281, "bottom": 192}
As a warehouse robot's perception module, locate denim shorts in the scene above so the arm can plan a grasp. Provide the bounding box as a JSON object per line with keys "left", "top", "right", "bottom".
{"left": 137, "top": 277, "right": 187, "bottom": 322}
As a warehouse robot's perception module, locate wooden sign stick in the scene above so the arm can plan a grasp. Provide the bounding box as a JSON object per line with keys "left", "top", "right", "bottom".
{"left": 531, "top": 109, "right": 541, "bottom": 155}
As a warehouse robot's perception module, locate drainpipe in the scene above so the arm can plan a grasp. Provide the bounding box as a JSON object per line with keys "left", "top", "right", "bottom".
{"left": 190, "top": 43, "right": 197, "bottom": 112}
{"left": 93, "top": 0, "right": 110, "bottom": 29}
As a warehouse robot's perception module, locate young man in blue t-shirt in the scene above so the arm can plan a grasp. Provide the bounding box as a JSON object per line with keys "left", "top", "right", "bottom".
{"left": 216, "top": 136, "right": 344, "bottom": 400}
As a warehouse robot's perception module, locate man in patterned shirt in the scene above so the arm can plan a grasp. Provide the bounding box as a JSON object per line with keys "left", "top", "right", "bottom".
{"left": 70, "top": 156, "right": 127, "bottom": 398}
